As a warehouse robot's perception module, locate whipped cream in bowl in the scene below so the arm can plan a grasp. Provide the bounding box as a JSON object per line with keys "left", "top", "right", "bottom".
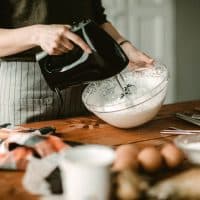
{"left": 82, "top": 62, "right": 169, "bottom": 128}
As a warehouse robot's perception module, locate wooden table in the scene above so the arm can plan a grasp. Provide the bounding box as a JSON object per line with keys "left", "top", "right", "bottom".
{"left": 0, "top": 100, "right": 200, "bottom": 200}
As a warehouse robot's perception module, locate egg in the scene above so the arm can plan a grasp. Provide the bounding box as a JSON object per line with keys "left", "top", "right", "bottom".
{"left": 161, "top": 143, "right": 185, "bottom": 168}
{"left": 138, "top": 146, "right": 163, "bottom": 173}
{"left": 112, "top": 144, "right": 140, "bottom": 171}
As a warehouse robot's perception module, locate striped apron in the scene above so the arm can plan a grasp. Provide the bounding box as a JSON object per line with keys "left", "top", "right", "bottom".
{"left": 0, "top": 61, "right": 88, "bottom": 125}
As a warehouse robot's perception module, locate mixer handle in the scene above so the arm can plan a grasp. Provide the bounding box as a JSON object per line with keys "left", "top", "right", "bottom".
{"left": 36, "top": 51, "right": 89, "bottom": 72}
{"left": 36, "top": 51, "right": 48, "bottom": 61}
{"left": 60, "top": 51, "right": 89, "bottom": 72}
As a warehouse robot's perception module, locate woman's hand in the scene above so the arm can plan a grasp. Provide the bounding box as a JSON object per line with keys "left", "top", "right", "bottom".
{"left": 100, "top": 22, "right": 154, "bottom": 70}
{"left": 120, "top": 41, "right": 154, "bottom": 70}
{"left": 36, "top": 24, "right": 91, "bottom": 55}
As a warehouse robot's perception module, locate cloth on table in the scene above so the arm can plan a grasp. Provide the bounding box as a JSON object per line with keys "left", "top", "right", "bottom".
{"left": 0, "top": 125, "right": 69, "bottom": 170}
{"left": 0, "top": 124, "right": 84, "bottom": 197}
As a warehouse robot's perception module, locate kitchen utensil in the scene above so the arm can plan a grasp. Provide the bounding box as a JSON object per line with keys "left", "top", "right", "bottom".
{"left": 176, "top": 113, "right": 200, "bottom": 127}
{"left": 59, "top": 145, "right": 115, "bottom": 200}
{"left": 160, "top": 127, "right": 200, "bottom": 135}
{"left": 192, "top": 114, "right": 200, "bottom": 120}
{"left": 174, "top": 134, "right": 200, "bottom": 165}
{"left": 36, "top": 20, "right": 129, "bottom": 91}
{"left": 82, "top": 62, "right": 168, "bottom": 128}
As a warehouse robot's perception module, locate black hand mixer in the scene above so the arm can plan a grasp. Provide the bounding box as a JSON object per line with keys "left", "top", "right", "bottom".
{"left": 36, "top": 20, "right": 129, "bottom": 115}
{"left": 36, "top": 20, "right": 129, "bottom": 92}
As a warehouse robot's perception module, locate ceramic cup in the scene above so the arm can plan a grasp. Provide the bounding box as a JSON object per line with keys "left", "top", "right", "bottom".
{"left": 59, "top": 145, "right": 115, "bottom": 200}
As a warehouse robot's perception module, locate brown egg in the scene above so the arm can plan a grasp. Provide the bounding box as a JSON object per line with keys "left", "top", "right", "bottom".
{"left": 112, "top": 144, "right": 140, "bottom": 171}
{"left": 161, "top": 143, "right": 185, "bottom": 168}
{"left": 138, "top": 146, "right": 163, "bottom": 173}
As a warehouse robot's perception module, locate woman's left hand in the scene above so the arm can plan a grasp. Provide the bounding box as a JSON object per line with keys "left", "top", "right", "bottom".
{"left": 100, "top": 22, "right": 154, "bottom": 70}
{"left": 120, "top": 41, "right": 154, "bottom": 70}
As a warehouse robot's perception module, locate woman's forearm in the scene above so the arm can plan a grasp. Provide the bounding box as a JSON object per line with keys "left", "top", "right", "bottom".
{"left": 100, "top": 22, "right": 125, "bottom": 44}
{"left": 0, "top": 24, "right": 91, "bottom": 57}
{"left": 0, "top": 22, "right": 123, "bottom": 58}
{"left": 100, "top": 22, "right": 154, "bottom": 67}
{"left": 0, "top": 25, "right": 39, "bottom": 57}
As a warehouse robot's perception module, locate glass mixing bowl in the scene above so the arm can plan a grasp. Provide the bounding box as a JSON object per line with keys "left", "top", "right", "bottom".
{"left": 82, "top": 62, "right": 169, "bottom": 128}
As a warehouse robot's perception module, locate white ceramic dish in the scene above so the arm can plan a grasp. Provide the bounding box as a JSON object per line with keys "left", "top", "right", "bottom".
{"left": 174, "top": 134, "right": 200, "bottom": 165}
{"left": 82, "top": 62, "right": 169, "bottom": 128}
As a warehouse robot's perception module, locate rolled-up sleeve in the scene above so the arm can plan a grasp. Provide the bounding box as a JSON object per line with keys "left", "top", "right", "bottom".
{"left": 92, "top": 0, "right": 108, "bottom": 25}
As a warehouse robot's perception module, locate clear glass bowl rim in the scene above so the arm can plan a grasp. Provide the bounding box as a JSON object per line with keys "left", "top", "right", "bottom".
{"left": 82, "top": 78, "right": 168, "bottom": 113}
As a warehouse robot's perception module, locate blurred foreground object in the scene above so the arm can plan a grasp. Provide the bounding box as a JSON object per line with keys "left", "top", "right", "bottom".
{"left": 116, "top": 170, "right": 149, "bottom": 200}
{"left": 0, "top": 126, "right": 68, "bottom": 170}
{"left": 148, "top": 168, "right": 200, "bottom": 200}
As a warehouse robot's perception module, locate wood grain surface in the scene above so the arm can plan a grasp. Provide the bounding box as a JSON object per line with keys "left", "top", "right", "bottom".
{"left": 0, "top": 100, "right": 199, "bottom": 200}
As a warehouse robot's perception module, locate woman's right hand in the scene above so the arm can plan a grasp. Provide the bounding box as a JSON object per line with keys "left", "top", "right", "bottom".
{"left": 35, "top": 24, "right": 91, "bottom": 55}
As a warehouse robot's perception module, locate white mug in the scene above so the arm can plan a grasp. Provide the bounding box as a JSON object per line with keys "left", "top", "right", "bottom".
{"left": 59, "top": 145, "right": 115, "bottom": 200}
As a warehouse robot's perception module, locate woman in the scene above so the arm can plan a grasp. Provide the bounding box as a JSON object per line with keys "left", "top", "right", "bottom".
{"left": 0, "top": 0, "right": 153, "bottom": 125}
